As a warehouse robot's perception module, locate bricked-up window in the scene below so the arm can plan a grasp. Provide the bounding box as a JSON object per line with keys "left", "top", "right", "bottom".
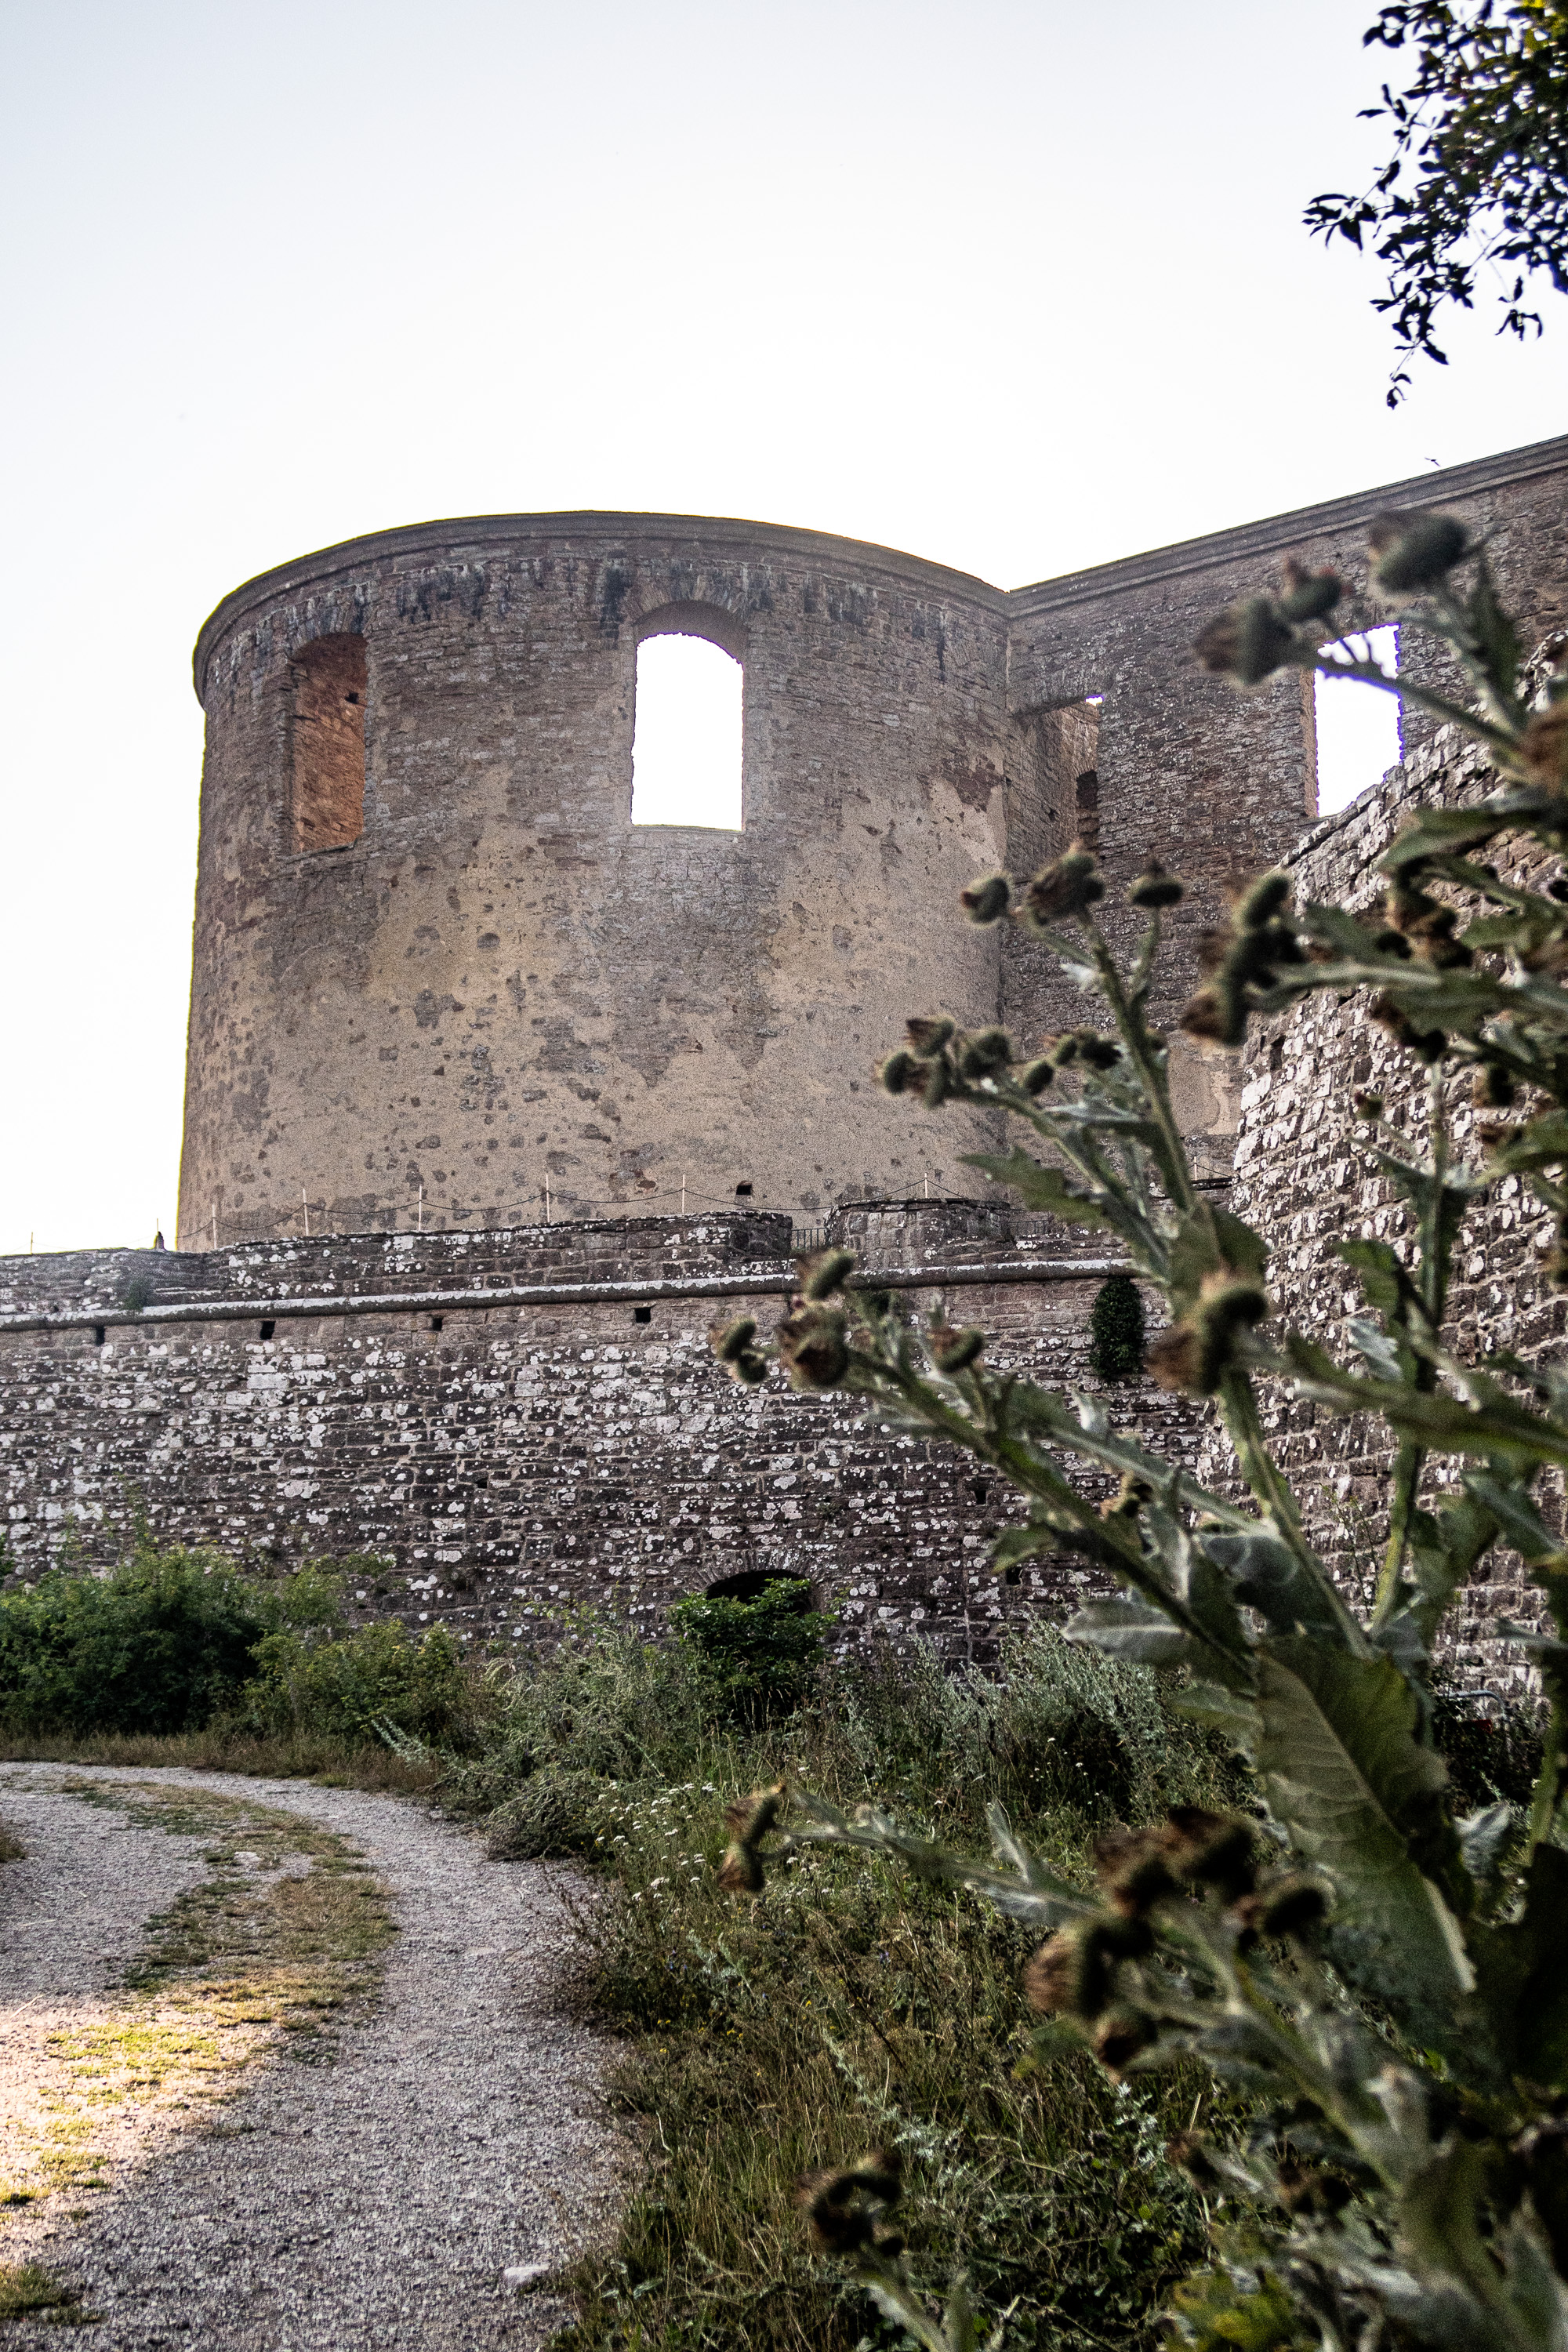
{"left": 630, "top": 628, "right": 742, "bottom": 829}
{"left": 291, "top": 633, "right": 366, "bottom": 852}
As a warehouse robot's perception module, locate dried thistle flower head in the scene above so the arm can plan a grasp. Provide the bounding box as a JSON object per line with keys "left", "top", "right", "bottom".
{"left": 1257, "top": 1875, "right": 1330, "bottom": 1940}
{"left": 1194, "top": 597, "right": 1295, "bottom": 691}
{"left": 717, "top": 1784, "right": 789, "bottom": 1895}
{"left": 1178, "top": 982, "right": 1244, "bottom": 1048}
{"left": 960, "top": 873, "right": 1013, "bottom": 924}
{"left": 797, "top": 1248, "right": 857, "bottom": 1301}
{"left": 713, "top": 1316, "right": 758, "bottom": 1363}
{"left": 1092, "top": 2006, "right": 1156, "bottom": 2078}
{"left": 1145, "top": 1276, "right": 1268, "bottom": 1396}
{"left": 1473, "top": 1061, "right": 1516, "bottom": 1109}
{"left": 795, "top": 2149, "right": 902, "bottom": 2252}
{"left": 1018, "top": 1058, "right": 1055, "bottom": 1095}
{"left": 1094, "top": 1825, "right": 1180, "bottom": 1917}
{"left": 1368, "top": 508, "right": 1471, "bottom": 597}
{"left": 1370, "top": 989, "right": 1448, "bottom": 1063}
{"left": 1129, "top": 859, "right": 1185, "bottom": 909}
{"left": 1022, "top": 1934, "right": 1076, "bottom": 2015}
{"left": 905, "top": 1016, "right": 956, "bottom": 1056}
{"left": 1162, "top": 1806, "right": 1257, "bottom": 1900}
{"left": 1232, "top": 869, "right": 1292, "bottom": 931}
{"left": 931, "top": 1325, "right": 985, "bottom": 1373}
{"left": 957, "top": 1026, "right": 1014, "bottom": 1078}
{"left": 1279, "top": 557, "right": 1343, "bottom": 622}
{"left": 1018, "top": 848, "right": 1105, "bottom": 928}
{"left": 776, "top": 1303, "right": 851, "bottom": 1390}
{"left": 879, "top": 1050, "right": 916, "bottom": 1096}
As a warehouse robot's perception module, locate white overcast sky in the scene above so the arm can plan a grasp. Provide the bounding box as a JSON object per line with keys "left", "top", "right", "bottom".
{"left": 2, "top": 0, "right": 1564, "bottom": 1254}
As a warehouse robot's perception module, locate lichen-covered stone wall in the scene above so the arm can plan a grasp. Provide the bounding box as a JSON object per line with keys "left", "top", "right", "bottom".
{"left": 0, "top": 1208, "right": 1204, "bottom": 1661}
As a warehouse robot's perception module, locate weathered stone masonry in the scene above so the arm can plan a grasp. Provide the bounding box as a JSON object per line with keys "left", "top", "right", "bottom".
{"left": 5, "top": 436, "right": 1568, "bottom": 1652}
{"left": 0, "top": 1208, "right": 1203, "bottom": 1659}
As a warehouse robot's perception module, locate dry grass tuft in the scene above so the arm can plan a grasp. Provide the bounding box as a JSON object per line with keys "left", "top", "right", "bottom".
{"left": 0, "top": 1728, "right": 439, "bottom": 1795}
{"left": 0, "top": 2259, "right": 81, "bottom": 2318}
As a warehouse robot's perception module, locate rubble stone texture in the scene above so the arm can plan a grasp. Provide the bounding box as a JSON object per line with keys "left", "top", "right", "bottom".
{"left": 4, "top": 437, "right": 1568, "bottom": 1656}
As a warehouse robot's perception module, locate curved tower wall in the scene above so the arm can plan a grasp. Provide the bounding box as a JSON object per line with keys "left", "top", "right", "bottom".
{"left": 180, "top": 516, "right": 1011, "bottom": 1244}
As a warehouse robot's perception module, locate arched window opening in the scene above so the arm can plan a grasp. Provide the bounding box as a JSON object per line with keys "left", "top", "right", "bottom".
{"left": 701, "top": 1571, "right": 815, "bottom": 1611}
{"left": 292, "top": 633, "right": 366, "bottom": 852}
{"left": 1310, "top": 626, "right": 1401, "bottom": 815}
{"left": 630, "top": 632, "right": 742, "bottom": 829}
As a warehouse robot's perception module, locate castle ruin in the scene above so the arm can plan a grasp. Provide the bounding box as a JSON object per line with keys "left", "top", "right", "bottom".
{"left": 4, "top": 437, "right": 1566, "bottom": 1655}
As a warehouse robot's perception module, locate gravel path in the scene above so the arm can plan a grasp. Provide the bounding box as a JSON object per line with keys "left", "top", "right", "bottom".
{"left": 0, "top": 1765, "right": 622, "bottom": 2350}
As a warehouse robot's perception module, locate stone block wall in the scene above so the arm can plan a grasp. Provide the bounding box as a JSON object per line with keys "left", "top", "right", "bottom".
{"left": 0, "top": 1207, "right": 1200, "bottom": 1661}
{"left": 1216, "top": 720, "right": 1566, "bottom": 1675}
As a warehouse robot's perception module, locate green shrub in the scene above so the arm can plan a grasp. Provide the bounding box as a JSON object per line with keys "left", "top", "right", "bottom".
{"left": 0, "top": 1546, "right": 274, "bottom": 1736}
{"left": 238, "top": 1617, "right": 477, "bottom": 1748}
{"left": 670, "top": 1576, "right": 832, "bottom": 1722}
{"left": 1087, "top": 1271, "right": 1145, "bottom": 1380}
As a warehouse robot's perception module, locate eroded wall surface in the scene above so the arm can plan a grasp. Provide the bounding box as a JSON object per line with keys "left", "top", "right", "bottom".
{"left": 1215, "top": 716, "right": 1568, "bottom": 1675}
{"left": 0, "top": 1210, "right": 1204, "bottom": 1660}
{"left": 180, "top": 519, "right": 1014, "bottom": 1246}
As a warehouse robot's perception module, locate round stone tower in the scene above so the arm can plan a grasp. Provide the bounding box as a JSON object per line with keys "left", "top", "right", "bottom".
{"left": 179, "top": 513, "right": 1011, "bottom": 1243}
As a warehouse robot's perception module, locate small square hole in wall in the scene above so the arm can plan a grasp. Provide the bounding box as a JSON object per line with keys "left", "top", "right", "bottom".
{"left": 260, "top": 1320, "right": 276, "bottom": 1341}
{"left": 633, "top": 1305, "right": 652, "bottom": 1324}
{"left": 735, "top": 1181, "right": 753, "bottom": 1197}
{"left": 92, "top": 1325, "right": 106, "bottom": 1347}
{"left": 1004, "top": 1563, "right": 1022, "bottom": 1587}
{"left": 429, "top": 1315, "right": 444, "bottom": 1332}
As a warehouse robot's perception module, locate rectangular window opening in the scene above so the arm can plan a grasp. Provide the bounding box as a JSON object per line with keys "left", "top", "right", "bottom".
{"left": 92, "top": 1324, "right": 106, "bottom": 1347}
{"left": 259, "top": 1319, "right": 276, "bottom": 1341}
{"left": 429, "top": 1314, "right": 444, "bottom": 1332}
{"left": 633, "top": 1305, "right": 652, "bottom": 1324}
{"left": 292, "top": 633, "right": 367, "bottom": 853}
{"left": 630, "top": 630, "right": 743, "bottom": 829}
{"left": 1310, "top": 626, "right": 1401, "bottom": 816}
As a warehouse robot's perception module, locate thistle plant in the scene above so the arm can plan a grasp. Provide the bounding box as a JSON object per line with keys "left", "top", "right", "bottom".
{"left": 714, "top": 511, "right": 1568, "bottom": 2352}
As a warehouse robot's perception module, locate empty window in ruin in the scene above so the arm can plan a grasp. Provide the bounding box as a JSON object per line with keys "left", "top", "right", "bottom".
{"left": 291, "top": 633, "right": 367, "bottom": 852}
{"left": 1007, "top": 695, "right": 1102, "bottom": 869}
{"left": 1310, "top": 626, "right": 1400, "bottom": 815}
{"left": 630, "top": 621, "right": 743, "bottom": 829}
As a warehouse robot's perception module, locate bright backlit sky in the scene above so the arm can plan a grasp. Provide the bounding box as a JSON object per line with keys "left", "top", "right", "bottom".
{"left": 2, "top": 0, "right": 1564, "bottom": 1254}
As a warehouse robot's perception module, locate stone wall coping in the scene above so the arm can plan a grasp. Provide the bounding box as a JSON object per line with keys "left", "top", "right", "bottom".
{"left": 1007, "top": 434, "right": 1568, "bottom": 619}
{"left": 0, "top": 1257, "right": 1132, "bottom": 1338}
{"left": 191, "top": 511, "right": 1007, "bottom": 702}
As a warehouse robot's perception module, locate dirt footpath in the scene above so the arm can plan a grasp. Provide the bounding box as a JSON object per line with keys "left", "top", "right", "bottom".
{"left": 0, "top": 1765, "right": 621, "bottom": 2350}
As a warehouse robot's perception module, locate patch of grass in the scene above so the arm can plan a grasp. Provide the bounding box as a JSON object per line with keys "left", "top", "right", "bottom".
{"left": 466, "top": 1618, "right": 1243, "bottom": 2352}
{"left": 0, "top": 1727, "right": 439, "bottom": 1796}
{"left": 0, "top": 2259, "right": 82, "bottom": 2320}
{"left": 0, "top": 1824, "right": 23, "bottom": 1864}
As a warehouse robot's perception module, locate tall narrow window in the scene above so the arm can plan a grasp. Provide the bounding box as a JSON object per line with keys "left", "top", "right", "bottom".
{"left": 292, "top": 633, "right": 366, "bottom": 852}
{"left": 1312, "top": 626, "right": 1400, "bottom": 815}
{"left": 630, "top": 633, "right": 742, "bottom": 829}
{"left": 1007, "top": 694, "right": 1102, "bottom": 868}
